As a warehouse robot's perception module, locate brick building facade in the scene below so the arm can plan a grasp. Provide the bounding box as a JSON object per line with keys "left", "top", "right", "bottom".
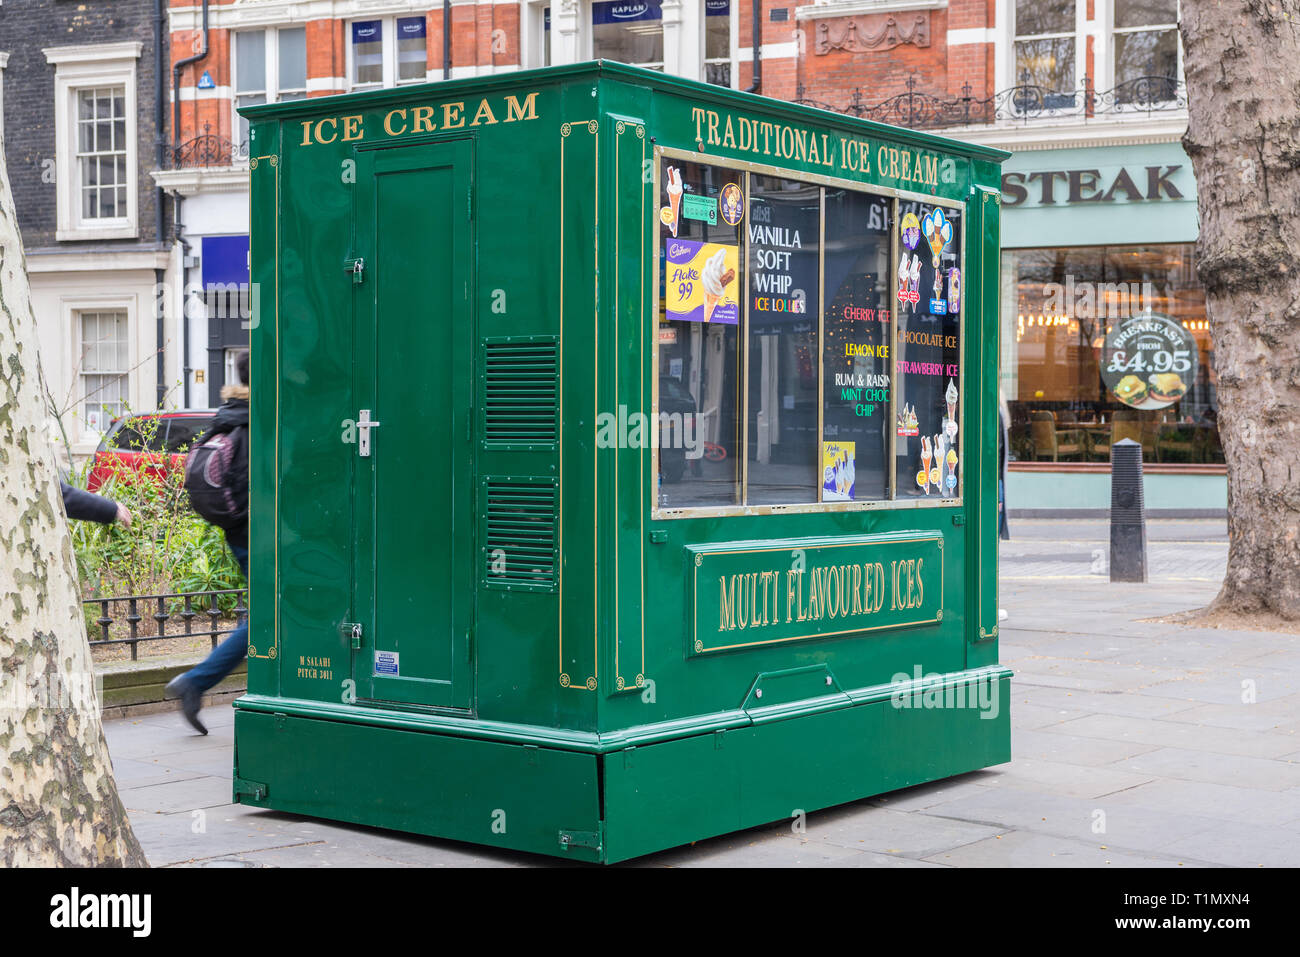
{"left": 151, "top": 0, "right": 1204, "bottom": 515}
{"left": 0, "top": 0, "right": 175, "bottom": 456}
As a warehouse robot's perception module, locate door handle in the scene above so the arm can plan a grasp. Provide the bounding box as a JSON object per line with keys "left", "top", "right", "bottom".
{"left": 358, "top": 409, "right": 381, "bottom": 457}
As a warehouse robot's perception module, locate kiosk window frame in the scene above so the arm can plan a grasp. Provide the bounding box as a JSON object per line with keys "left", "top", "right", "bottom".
{"left": 652, "top": 145, "right": 967, "bottom": 519}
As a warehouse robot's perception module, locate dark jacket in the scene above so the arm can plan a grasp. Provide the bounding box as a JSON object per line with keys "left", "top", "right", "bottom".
{"left": 210, "top": 384, "right": 251, "bottom": 550}
{"left": 60, "top": 480, "right": 118, "bottom": 525}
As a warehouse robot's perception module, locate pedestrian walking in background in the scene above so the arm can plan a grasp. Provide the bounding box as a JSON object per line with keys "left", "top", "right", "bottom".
{"left": 165, "top": 350, "right": 250, "bottom": 735}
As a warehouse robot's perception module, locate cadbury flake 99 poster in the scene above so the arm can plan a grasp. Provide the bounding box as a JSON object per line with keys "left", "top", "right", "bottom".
{"left": 665, "top": 239, "right": 739, "bottom": 324}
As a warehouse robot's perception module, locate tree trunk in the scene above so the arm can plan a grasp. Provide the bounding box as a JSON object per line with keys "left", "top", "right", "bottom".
{"left": 1181, "top": 2, "right": 1300, "bottom": 620}
{"left": 0, "top": 152, "right": 146, "bottom": 863}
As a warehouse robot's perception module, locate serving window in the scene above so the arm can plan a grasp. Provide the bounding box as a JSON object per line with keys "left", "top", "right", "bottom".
{"left": 654, "top": 150, "right": 964, "bottom": 514}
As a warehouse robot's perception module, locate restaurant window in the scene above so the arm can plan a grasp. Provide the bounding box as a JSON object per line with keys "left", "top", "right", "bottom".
{"left": 656, "top": 153, "right": 960, "bottom": 512}
{"left": 1013, "top": 0, "right": 1078, "bottom": 104}
{"left": 1112, "top": 0, "right": 1180, "bottom": 101}
{"left": 1002, "top": 243, "right": 1221, "bottom": 466}
{"left": 592, "top": 0, "right": 664, "bottom": 71}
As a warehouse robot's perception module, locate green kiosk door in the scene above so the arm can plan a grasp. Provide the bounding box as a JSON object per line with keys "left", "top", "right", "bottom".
{"left": 351, "top": 138, "right": 473, "bottom": 711}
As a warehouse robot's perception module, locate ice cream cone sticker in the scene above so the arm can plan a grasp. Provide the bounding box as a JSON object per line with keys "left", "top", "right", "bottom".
{"left": 663, "top": 166, "right": 683, "bottom": 238}
{"left": 908, "top": 255, "right": 921, "bottom": 310}
{"left": 922, "top": 208, "right": 952, "bottom": 301}
{"left": 897, "top": 256, "right": 910, "bottom": 306}
{"left": 919, "top": 435, "right": 932, "bottom": 494}
{"left": 945, "top": 379, "right": 958, "bottom": 424}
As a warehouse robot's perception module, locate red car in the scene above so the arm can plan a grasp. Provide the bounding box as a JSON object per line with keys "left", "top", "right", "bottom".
{"left": 86, "top": 411, "right": 216, "bottom": 492}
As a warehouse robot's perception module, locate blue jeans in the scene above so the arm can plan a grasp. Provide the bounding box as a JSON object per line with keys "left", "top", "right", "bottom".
{"left": 182, "top": 543, "right": 249, "bottom": 694}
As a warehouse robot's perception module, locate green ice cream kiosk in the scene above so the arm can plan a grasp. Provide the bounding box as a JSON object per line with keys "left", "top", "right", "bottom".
{"left": 234, "top": 61, "right": 1010, "bottom": 863}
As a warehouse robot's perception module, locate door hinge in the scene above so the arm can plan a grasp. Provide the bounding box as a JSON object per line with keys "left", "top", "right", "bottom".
{"left": 466, "top": 184, "right": 472, "bottom": 221}
{"left": 343, "top": 621, "right": 363, "bottom": 649}
{"left": 344, "top": 257, "right": 365, "bottom": 284}
{"left": 233, "top": 777, "right": 268, "bottom": 802}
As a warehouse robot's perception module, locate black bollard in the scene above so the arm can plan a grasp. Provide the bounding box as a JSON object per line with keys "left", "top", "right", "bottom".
{"left": 1110, "top": 438, "right": 1147, "bottom": 582}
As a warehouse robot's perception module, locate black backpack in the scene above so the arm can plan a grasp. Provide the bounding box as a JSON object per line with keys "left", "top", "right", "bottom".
{"left": 184, "top": 426, "right": 247, "bottom": 530}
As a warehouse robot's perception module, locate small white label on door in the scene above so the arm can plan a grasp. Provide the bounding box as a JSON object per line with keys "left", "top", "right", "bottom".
{"left": 374, "top": 650, "right": 400, "bottom": 677}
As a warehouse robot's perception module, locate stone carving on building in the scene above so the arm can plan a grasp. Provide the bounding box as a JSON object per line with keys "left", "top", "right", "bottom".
{"left": 815, "top": 15, "right": 930, "bottom": 55}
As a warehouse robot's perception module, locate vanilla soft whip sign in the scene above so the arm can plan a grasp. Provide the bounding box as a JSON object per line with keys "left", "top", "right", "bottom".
{"left": 665, "top": 239, "right": 739, "bottom": 324}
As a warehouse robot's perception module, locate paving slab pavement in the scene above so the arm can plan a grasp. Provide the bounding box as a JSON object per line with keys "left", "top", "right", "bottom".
{"left": 105, "top": 517, "right": 1300, "bottom": 867}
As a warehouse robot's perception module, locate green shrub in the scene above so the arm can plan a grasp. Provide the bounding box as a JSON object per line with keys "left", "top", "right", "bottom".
{"left": 69, "top": 412, "right": 244, "bottom": 618}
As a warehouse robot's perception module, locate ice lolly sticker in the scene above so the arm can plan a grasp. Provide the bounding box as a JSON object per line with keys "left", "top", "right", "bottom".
{"left": 948, "top": 267, "right": 962, "bottom": 314}
{"left": 665, "top": 239, "right": 739, "bottom": 323}
{"left": 822, "top": 441, "right": 856, "bottom": 502}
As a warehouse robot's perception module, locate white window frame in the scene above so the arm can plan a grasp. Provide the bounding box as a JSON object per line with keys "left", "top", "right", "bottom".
{"left": 345, "top": 14, "right": 429, "bottom": 91}
{"left": 45, "top": 42, "right": 141, "bottom": 241}
{"left": 66, "top": 296, "right": 137, "bottom": 442}
{"left": 702, "top": 0, "right": 736, "bottom": 88}
{"left": 547, "top": 0, "right": 731, "bottom": 83}
{"left": 1105, "top": 0, "right": 1182, "bottom": 95}
{"left": 520, "top": 0, "right": 552, "bottom": 69}
{"left": 590, "top": 0, "right": 668, "bottom": 73}
{"left": 1007, "top": 0, "right": 1085, "bottom": 94}
{"left": 232, "top": 26, "right": 308, "bottom": 149}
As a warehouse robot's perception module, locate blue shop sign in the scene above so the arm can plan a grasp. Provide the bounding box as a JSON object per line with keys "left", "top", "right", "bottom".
{"left": 202, "top": 235, "right": 250, "bottom": 287}
{"left": 593, "top": 0, "right": 662, "bottom": 25}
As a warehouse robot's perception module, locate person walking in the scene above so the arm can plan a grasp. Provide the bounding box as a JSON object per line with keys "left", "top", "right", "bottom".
{"left": 165, "top": 351, "right": 250, "bottom": 735}
{"left": 60, "top": 479, "right": 133, "bottom": 527}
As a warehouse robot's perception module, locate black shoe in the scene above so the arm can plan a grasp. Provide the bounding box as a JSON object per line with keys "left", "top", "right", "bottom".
{"left": 165, "top": 676, "right": 208, "bottom": 736}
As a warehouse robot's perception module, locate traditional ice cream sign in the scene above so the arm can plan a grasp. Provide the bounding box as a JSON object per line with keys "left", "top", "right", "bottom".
{"left": 688, "top": 107, "right": 942, "bottom": 187}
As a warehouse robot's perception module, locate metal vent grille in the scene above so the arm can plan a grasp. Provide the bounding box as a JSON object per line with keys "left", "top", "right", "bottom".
{"left": 483, "top": 339, "right": 558, "bottom": 447}
{"left": 482, "top": 478, "right": 558, "bottom": 592}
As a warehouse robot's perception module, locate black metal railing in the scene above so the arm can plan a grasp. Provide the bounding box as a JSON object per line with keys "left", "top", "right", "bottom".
{"left": 794, "top": 73, "right": 1187, "bottom": 132}
{"left": 85, "top": 589, "right": 247, "bottom": 660}
{"left": 170, "top": 123, "right": 250, "bottom": 169}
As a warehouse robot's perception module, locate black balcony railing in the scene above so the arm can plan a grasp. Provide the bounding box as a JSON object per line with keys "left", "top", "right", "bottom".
{"left": 794, "top": 73, "right": 1187, "bottom": 132}
{"left": 86, "top": 588, "right": 247, "bottom": 660}
{"left": 169, "top": 123, "right": 249, "bottom": 169}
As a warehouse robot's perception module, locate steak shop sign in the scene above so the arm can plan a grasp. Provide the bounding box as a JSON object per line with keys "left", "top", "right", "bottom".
{"left": 688, "top": 534, "right": 944, "bottom": 655}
